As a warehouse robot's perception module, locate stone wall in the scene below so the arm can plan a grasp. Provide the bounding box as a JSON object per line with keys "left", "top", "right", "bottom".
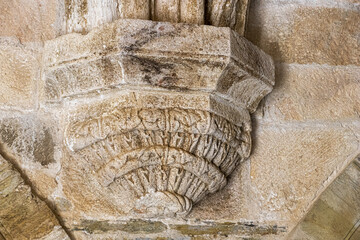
{"left": 0, "top": 0, "right": 359, "bottom": 239}
{"left": 242, "top": 0, "right": 359, "bottom": 234}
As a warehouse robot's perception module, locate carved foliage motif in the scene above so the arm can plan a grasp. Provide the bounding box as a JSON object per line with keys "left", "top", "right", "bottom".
{"left": 66, "top": 107, "right": 251, "bottom": 217}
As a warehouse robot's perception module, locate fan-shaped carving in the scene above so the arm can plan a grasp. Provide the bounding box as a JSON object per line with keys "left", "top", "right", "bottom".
{"left": 66, "top": 107, "right": 251, "bottom": 217}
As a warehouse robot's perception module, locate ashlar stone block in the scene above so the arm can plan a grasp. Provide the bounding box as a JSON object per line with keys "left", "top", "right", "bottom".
{"left": 0, "top": 38, "right": 41, "bottom": 109}
{"left": 43, "top": 19, "right": 274, "bottom": 111}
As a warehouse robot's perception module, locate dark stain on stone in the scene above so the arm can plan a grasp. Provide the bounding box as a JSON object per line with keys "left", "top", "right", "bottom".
{"left": 73, "top": 219, "right": 285, "bottom": 237}
{"left": 65, "top": 0, "right": 88, "bottom": 18}
{"left": 74, "top": 220, "right": 167, "bottom": 234}
{"left": 130, "top": 56, "right": 183, "bottom": 89}
{"left": 33, "top": 128, "right": 55, "bottom": 166}
{"left": 64, "top": 0, "right": 72, "bottom": 19}
{"left": 171, "top": 222, "right": 286, "bottom": 237}
{"left": 0, "top": 119, "right": 55, "bottom": 167}
{"left": 65, "top": 0, "right": 88, "bottom": 34}
{"left": 99, "top": 57, "right": 115, "bottom": 83}
{"left": 79, "top": 0, "right": 88, "bottom": 16}
{"left": 123, "top": 27, "right": 159, "bottom": 52}
{"left": 0, "top": 122, "right": 19, "bottom": 147}
{"left": 123, "top": 23, "right": 178, "bottom": 53}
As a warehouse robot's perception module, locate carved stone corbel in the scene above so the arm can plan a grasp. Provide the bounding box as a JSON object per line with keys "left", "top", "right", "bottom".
{"left": 43, "top": 19, "right": 274, "bottom": 218}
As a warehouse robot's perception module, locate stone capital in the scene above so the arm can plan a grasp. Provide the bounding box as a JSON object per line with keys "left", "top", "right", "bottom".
{"left": 42, "top": 19, "right": 274, "bottom": 218}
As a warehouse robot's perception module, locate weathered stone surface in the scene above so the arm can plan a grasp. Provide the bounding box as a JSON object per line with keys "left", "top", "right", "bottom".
{"left": 55, "top": 89, "right": 253, "bottom": 219}
{"left": 206, "top": 0, "right": 250, "bottom": 34}
{"left": 64, "top": 0, "right": 249, "bottom": 35}
{"left": 0, "top": 17, "right": 274, "bottom": 237}
{"left": 255, "top": 64, "right": 360, "bottom": 122}
{"left": 70, "top": 219, "right": 285, "bottom": 239}
{"left": 118, "top": 0, "right": 150, "bottom": 20}
{"left": 30, "top": 18, "right": 274, "bottom": 225}
{"left": 289, "top": 157, "right": 360, "bottom": 240}
{"left": 43, "top": 19, "right": 274, "bottom": 112}
{"left": 0, "top": 114, "right": 61, "bottom": 198}
{"left": 0, "top": 115, "right": 55, "bottom": 167}
{"left": 152, "top": 0, "right": 205, "bottom": 25}
{"left": 0, "top": 38, "right": 41, "bottom": 109}
{"left": 0, "top": 155, "right": 69, "bottom": 240}
{"left": 246, "top": 0, "right": 360, "bottom": 65}
{"left": 1, "top": 1, "right": 359, "bottom": 239}
{"left": 66, "top": 0, "right": 119, "bottom": 34}
{"left": 187, "top": 123, "right": 359, "bottom": 233}
{"left": 247, "top": 123, "right": 359, "bottom": 233}
{"left": 0, "top": 0, "right": 64, "bottom": 42}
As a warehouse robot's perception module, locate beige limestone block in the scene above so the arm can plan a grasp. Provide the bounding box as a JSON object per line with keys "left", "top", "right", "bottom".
{"left": 256, "top": 64, "right": 360, "bottom": 122}
{"left": 180, "top": 0, "right": 205, "bottom": 25}
{"left": 188, "top": 123, "right": 359, "bottom": 231}
{"left": 152, "top": 0, "right": 181, "bottom": 23}
{"left": 42, "top": 19, "right": 274, "bottom": 112}
{"left": 248, "top": 123, "right": 359, "bottom": 233}
{"left": 0, "top": 38, "right": 41, "bottom": 109}
{"left": 246, "top": 1, "right": 360, "bottom": 65}
{"left": 0, "top": 0, "right": 64, "bottom": 42}
{"left": 0, "top": 155, "right": 69, "bottom": 240}
{"left": 65, "top": 0, "right": 206, "bottom": 33}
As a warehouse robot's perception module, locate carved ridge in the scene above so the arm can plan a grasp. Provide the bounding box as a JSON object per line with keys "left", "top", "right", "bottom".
{"left": 101, "top": 146, "right": 227, "bottom": 196}
{"left": 66, "top": 107, "right": 250, "bottom": 152}
{"left": 66, "top": 107, "right": 250, "bottom": 217}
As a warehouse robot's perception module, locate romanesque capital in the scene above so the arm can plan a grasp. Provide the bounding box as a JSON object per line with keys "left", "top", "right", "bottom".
{"left": 43, "top": 19, "right": 274, "bottom": 218}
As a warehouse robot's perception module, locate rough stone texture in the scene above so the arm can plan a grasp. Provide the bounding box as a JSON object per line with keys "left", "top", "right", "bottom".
{"left": 256, "top": 64, "right": 360, "bottom": 122}
{"left": 289, "top": 157, "right": 360, "bottom": 240}
{"left": 206, "top": 0, "right": 250, "bottom": 34}
{"left": 42, "top": 19, "right": 273, "bottom": 109}
{"left": 0, "top": 0, "right": 360, "bottom": 239}
{"left": 188, "top": 123, "right": 359, "bottom": 231}
{"left": 0, "top": 0, "right": 65, "bottom": 42}
{"left": 0, "top": 113, "right": 61, "bottom": 198}
{"left": 243, "top": 0, "right": 360, "bottom": 237}
{"left": 37, "top": 19, "right": 273, "bottom": 223}
{"left": 246, "top": 0, "right": 360, "bottom": 65}
{"left": 0, "top": 38, "right": 41, "bottom": 110}
{"left": 0, "top": 16, "right": 277, "bottom": 238}
{"left": 151, "top": 0, "right": 205, "bottom": 24}
{"left": 0, "top": 155, "right": 69, "bottom": 240}
{"left": 64, "top": 0, "right": 250, "bottom": 35}
{"left": 66, "top": 0, "right": 119, "bottom": 34}
{"left": 70, "top": 219, "right": 285, "bottom": 239}
{"left": 0, "top": 0, "right": 250, "bottom": 42}
{"left": 247, "top": 123, "right": 359, "bottom": 231}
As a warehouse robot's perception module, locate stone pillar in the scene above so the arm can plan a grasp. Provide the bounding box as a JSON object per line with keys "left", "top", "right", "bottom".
{"left": 65, "top": 0, "right": 250, "bottom": 35}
